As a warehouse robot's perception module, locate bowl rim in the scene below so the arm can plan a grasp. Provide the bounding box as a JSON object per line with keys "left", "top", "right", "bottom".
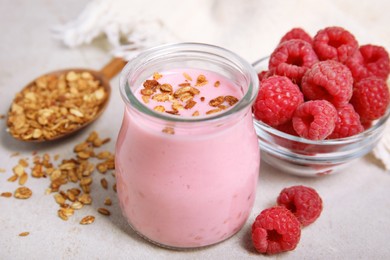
{"left": 252, "top": 56, "right": 390, "bottom": 146}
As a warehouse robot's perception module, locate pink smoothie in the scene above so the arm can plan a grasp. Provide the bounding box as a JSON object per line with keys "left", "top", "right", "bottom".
{"left": 116, "top": 69, "right": 260, "bottom": 248}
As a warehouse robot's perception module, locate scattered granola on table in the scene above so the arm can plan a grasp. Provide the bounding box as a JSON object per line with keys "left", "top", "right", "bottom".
{"left": 14, "top": 187, "right": 33, "bottom": 199}
{"left": 1, "top": 131, "right": 116, "bottom": 226}
{"left": 7, "top": 71, "right": 108, "bottom": 141}
{"left": 18, "top": 232, "right": 30, "bottom": 237}
{"left": 80, "top": 215, "right": 95, "bottom": 225}
{"left": 1, "top": 192, "right": 12, "bottom": 198}
{"left": 97, "top": 207, "right": 111, "bottom": 216}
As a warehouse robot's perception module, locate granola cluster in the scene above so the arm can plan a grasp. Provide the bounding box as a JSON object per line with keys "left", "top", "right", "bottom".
{"left": 7, "top": 71, "right": 108, "bottom": 141}
{"left": 1, "top": 131, "right": 116, "bottom": 228}
{"left": 139, "top": 72, "right": 240, "bottom": 117}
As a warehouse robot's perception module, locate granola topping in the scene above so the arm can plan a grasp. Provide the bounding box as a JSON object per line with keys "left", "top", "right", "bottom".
{"left": 138, "top": 69, "right": 242, "bottom": 125}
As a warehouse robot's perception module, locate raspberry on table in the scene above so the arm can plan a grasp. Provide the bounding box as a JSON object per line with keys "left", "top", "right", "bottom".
{"left": 328, "top": 104, "right": 364, "bottom": 139}
{"left": 253, "top": 76, "right": 304, "bottom": 127}
{"left": 279, "top": 28, "right": 313, "bottom": 45}
{"left": 350, "top": 77, "right": 390, "bottom": 122}
{"left": 251, "top": 206, "right": 301, "bottom": 254}
{"left": 277, "top": 185, "right": 323, "bottom": 227}
{"left": 292, "top": 100, "right": 338, "bottom": 140}
{"left": 269, "top": 39, "right": 319, "bottom": 84}
{"left": 301, "top": 60, "right": 353, "bottom": 107}
{"left": 313, "top": 26, "right": 359, "bottom": 63}
{"left": 346, "top": 44, "right": 390, "bottom": 81}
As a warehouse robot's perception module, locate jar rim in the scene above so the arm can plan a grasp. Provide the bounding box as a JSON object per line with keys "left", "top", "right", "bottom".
{"left": 119, "top": 42, "right": 259, "bottom": 123}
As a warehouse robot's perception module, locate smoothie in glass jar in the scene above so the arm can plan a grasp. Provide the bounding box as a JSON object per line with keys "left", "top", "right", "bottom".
{"left": 116, "top": 43, "right": 260, "bottom": 249}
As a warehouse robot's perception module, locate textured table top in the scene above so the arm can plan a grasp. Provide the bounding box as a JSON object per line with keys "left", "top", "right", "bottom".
{"left": 1, "top": 0, "right": 390, "bottom": 259}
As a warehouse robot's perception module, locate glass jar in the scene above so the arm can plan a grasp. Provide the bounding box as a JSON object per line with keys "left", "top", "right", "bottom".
{"left": 116, "top": 43, "right": 260, "bottom": 249}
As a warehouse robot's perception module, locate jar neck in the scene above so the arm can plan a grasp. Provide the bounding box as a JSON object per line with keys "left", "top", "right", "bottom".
{"left": 119, "top": 42, "right": 259, "bottom": 125}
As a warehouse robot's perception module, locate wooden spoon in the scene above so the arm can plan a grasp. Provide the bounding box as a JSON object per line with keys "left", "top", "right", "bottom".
{"left": 7, "top": 57, "right": 127, "bottom": 142}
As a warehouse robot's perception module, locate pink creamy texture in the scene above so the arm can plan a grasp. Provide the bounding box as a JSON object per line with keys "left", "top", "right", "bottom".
{"left": 135, "top": 69, "right": 243, "bottom": 117}
{"left": 115, "top": 69, "right": 260, "bottom": 248}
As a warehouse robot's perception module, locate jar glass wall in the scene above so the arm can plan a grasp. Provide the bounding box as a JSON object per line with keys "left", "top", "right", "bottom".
{"left": 116, "top": 43, "right": 260, "bottom": 249}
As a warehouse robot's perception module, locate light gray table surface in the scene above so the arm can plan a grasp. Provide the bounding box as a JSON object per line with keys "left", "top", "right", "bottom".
{"left": 1, "top": 0, "right": 389, "bottom": 259}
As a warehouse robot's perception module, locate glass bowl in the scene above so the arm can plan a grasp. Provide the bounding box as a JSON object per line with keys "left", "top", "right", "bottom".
{"left": 252, "top": 57, "right": 390, "bottom": 177}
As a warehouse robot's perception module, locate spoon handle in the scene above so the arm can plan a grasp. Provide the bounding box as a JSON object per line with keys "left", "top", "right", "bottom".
{"left": 100, "top": 57, "right": 127, "bottom": 80}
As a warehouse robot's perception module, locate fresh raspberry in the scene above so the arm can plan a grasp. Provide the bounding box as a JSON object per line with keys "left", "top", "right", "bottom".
{"left": 253, "top": 76, "right": 304, "bottom": 127}
{"left": 362, "top": 121, "right": 373, "bottom": 130}
{"left": 275, "top": 121, "right": 299, "bottom": 136}
{"left": 313, "top": 26, "right": 359, "bottom": 63}
{"left": 328, "top": 104, "right": 364, "bottom": 139}
{"left": 292, "top": 100, "right": 338, "bottom": 140}
{"left": 277, "top": 185, "right": 323, "bottom": 226}
{"left": 350, "top": 77, "right": 390, "bottom": 122}
{"left": 346, "top": 44, "right": 390, "bottom": 81}
{"left": 301, "top": 60, "right": 353, "bottom": 107}
{"left": 258, "top": 70, "right": 272, "bottom": 82}
{"left": 279, "top": 28, "right": 313, "bottom": 45}
{"left": 251, "top": 206, "right": 301, "bottom": 254}
{"left": 269, "top": 39, "right": 319, "bottom": 84}
{"left": 344, "top": 50, "right": 366, "bottom": 81}
{"left": 360, "top": 45, "right": 390, "bottom": 79}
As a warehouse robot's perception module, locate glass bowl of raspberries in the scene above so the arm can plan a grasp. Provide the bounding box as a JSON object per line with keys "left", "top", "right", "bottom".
{"left": 252, "top": 27, "right": 390, "bottom": 177}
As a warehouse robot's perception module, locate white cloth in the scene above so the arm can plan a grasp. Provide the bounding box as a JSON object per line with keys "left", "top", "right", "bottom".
{"left": 373, "top": 120, "right": 390, "bottom": 170}
{"left": 52, "top": 0, "right": 215, "bottom": 59}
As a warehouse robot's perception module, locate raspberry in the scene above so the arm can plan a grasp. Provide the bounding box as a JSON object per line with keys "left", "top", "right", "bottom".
{"left": 301, "top": 60, "right": 353, "bottom": 107}
{"left": 251, "top": 206, "right": 301, "bottom": 254}
{"left": 292, "top": 100, "right": 338, "bottom": 140}
{"left": 258, "top": 70, "right": 271, "bottom": 82}
{"left": 279, "top": 28, "right": 313, "bottom": 45}
{"left": 275, "top": 121, "right": 299, "bottom": 136}
{"left": 253, "top": 76, "right": 304, "bottom": 127}
{"left": 269, "top": 39, "right": 319, "bottom": 84}
{"left": 360, "top": 45, "right": 390, "bottom": 79}
{"left": 277, "top": 185, "right": 323, "bottom": 226}
{"left": 350, "top": 77, "right": 390, "bottom": 122}
{"left": 344, "top": 50, "right": 366, "bottom": 81}
{"left": 362, "top": 121, "right": 373, "bottom": 130}
{"left": 313, "top": 26, "right": 359, "bottom": 63}
{"left": 328, "top": 104, "right": 364, "bottom": 139}
{"left": 346, "top": 45, "right": 390, "bottom": 81}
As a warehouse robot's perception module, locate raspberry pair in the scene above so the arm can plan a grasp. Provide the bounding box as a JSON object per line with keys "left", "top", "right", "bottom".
{"left": 268, "top": 26, "right": 359, "bottom": 85}
{"left": 251, "top": 185, "right": 322, "bottom": 255}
